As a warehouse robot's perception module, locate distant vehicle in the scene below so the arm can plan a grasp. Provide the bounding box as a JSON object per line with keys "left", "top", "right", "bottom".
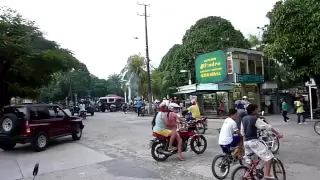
{"left": 98, "top": 94, "right": 124, "bottom": 112}
{"left": 70, "top": 100, "right": 95, "bottom": 116}
{"left": 0, "top": 104, "right": 84, "bottom": 152}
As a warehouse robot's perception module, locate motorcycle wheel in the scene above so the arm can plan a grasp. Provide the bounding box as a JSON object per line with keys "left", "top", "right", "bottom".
{"left": 211, "top": 154, "right": 230, "bottom": 179}
{"left": 190, "top": 135, "right": 207, "bottom": 154}
{"left": 151, "top": 141, "right": 169, "bottom": 162}
{"left": 270, "top": 134, "right": 280, "bottom": 154}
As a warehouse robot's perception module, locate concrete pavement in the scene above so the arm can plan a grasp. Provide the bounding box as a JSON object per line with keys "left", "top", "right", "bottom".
{"left": 1, "top": 111, "right": 320, "bottom": 180}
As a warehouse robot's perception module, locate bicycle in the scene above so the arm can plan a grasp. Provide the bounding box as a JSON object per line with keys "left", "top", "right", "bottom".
{"left": 231, "top": 153, "right": 286, "bottom": 180}
{"left": 212, "top": 128, "right": 244, "bottom": 179}
{"left": 314, "top": 120, "right": 320, "bottom": 135}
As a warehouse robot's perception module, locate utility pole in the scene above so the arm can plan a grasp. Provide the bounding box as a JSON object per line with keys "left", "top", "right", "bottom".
{"left": 138, "top": 2, "right": 153, "bottom": 114}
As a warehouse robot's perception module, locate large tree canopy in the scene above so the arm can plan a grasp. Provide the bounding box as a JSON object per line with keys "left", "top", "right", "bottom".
{"left": 263, "top": 0, "right": 320, "bottom": 85}
{"left": 158, "top": 16, "right": 250, "bottom": 88}
{"left": 0, "top": 7, "right": 80, "bottom": 106}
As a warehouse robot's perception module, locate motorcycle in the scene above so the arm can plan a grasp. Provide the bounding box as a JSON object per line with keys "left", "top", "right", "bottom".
{"left": 32, "top": 163, "right": 39, "bottom": 180}
{"left": 258, "top": 111, "right": 280, "bottom": 154}
{"left": 110, "top": 104, "right": 117, "bottom": 112}
{"left": 195, "top": 116, "right": 207, "bottom": 134}
{"left": 150, "top": 121, "right": 207, "bottom": 162}
{"left": 79, "top": 110, "right": 87, "bottom": 120}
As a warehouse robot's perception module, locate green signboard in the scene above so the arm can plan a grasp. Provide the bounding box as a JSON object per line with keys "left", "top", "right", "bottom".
{"left": 195, "top": 50, "right": 227, "bottom": 83}
{"left": 236, "top": 74, "right": 264, "bottom": 83}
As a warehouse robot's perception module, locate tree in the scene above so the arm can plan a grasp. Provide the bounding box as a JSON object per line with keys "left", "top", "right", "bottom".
{"left": 151, "top": 70, "right": 170, "bottom": 99}
{"left": 106, "top": 73, "right": 123, "bottom": 96}
{"left": 0, "top": 7, "right": 79, "bottom": 106}
{"left": 263, "top": 0, "right": 320, "bottom": 85}
{"left": 121, "top": 54, "right": 147, "bottom": 96}
{"left": 158, "top": 16, "right": 250, "bottom": 87}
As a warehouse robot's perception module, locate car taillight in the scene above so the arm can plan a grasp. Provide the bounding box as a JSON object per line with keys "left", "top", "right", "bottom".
{"left": 25, "top": 121, "right": 30, "bottom": 134}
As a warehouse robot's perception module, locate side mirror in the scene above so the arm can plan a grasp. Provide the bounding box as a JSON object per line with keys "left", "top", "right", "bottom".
{"left": 33, "top": 163, "right": 39, "bottom": 177}
{"left": 261, "top": 111, "right": 265, "bottom": 116}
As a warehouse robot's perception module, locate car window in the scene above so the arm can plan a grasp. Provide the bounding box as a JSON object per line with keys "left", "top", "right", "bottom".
{"left": 48, "top": 106, "right": 66, "bottom": 118}
{"left": 30, "top": 107, "right": 50, "bottom": 120}
{"left": 3, "top": 107, "right": 27, "bottom": 119}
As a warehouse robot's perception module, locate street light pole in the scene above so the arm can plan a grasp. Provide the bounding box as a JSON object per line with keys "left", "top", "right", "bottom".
{"left": 138, "top": 2, "right": 152, "bottom": 113}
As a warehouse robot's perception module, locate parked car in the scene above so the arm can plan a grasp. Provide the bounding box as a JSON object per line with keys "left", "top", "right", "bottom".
{"left": 0, "top": 104, "right": 84, "bottom": 152}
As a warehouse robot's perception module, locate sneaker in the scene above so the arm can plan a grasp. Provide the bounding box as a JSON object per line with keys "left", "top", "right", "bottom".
{"left": 298, "top": 123, "right": 302, "bottom": 124}
{"left": 304, "top": 122, "right": 308, "bottom": 124}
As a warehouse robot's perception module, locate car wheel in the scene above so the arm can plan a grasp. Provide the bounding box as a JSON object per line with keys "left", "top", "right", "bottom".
{"left": 0, "top": 142, "right": 16, "bottom": 151}
{"left": 72, "top": 124, "right": 82, "bottom": 141}
{"left": 32, "top": 132, "right": 49, "bottom": 152}
{"left": 0, "top": 113, "right": 20, "bottom": 136}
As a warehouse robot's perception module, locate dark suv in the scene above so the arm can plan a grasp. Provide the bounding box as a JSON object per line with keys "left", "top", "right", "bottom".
{"left": 0, "top": 104, "right": 84, "bottom": 152}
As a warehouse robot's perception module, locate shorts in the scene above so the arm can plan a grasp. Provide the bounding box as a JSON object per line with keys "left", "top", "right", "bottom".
{"left": 154, "top": 129, "right": 172, "bottom": 137}
{"left": 220, "top": 135, "right": 241, "bottom": 154}
{"left": 244, "top": 139, "right": 274, "bottom": 162}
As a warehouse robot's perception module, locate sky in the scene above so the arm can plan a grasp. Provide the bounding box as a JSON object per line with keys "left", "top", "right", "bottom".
{"left": 1, "top": 0, "right": 278, "bottom": 80}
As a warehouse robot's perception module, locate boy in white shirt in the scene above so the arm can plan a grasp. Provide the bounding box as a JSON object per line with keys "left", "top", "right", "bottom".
{"left": 218, "top": 109, "right": 240, "bottom": 154}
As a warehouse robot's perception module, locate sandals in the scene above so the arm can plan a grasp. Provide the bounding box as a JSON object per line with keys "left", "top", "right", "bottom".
{"left": 264, "top": 176, "right": 277, "bottom": 180}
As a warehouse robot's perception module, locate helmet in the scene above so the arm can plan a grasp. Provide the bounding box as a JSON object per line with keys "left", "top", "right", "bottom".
{"left": 191, "top": 99, "right": 197, "bottom": 105}
{"left": 243, "top": 96, "right": 248, "bottom": 99}
{"left": 168, "top": 102, "right": 180, "bottom": 111}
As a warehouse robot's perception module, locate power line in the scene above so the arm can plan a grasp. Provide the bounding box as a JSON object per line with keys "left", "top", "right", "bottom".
{"left": 137, "top": 2, "right": 153, "bottom": 110}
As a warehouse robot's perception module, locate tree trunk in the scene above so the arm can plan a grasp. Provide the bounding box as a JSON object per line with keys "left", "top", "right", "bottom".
{"left": 0, "top": 62, "right": 11, "bottom": 108}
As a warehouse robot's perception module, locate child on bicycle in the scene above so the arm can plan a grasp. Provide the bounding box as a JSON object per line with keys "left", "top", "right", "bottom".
{"left": 241, "top": 104, "right": 283, "bottom": 180}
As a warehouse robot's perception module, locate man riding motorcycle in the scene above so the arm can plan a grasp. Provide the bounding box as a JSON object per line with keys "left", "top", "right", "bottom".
{"left": 187, "top": 99, "right": 207, "bottom": 129}
{"left": 79, "top": 100, "right": 86, "bottom": 118}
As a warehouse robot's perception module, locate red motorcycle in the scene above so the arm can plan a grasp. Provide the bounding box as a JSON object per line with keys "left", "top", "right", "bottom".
{"left": 150, "top": 121, "right": 207, "bottom": 162}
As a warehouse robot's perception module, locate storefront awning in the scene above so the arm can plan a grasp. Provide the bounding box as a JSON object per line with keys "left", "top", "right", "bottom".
{"left": 175, "top": 84, "right": 197, "bottom": 94}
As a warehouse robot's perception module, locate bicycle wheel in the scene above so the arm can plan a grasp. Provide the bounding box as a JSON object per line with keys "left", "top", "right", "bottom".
{"left": 314, "top": 121, "right": 320, "bottom": 135}
{"left": 231, "top": 166, "right": 251, "bottom": 180}
{"left": 211, "top": 154, "right": 230, "bottom": 179}
{"left": 272, "top": 158, "right": 286, "bottom": 180}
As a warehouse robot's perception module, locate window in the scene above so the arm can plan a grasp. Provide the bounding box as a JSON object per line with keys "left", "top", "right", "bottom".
{"left": 248, "top": 60, "right": 256, "bottom": 74}
{"left": 30, "top": 107, "right": 50, "bottom": 120}
{"left": 48, "top": 106, "right": 66, "bottom": 118}
{"left": 256, "top": 60, "right": 263, "bottom": 75}
{"left": 107, "top": 98, "right": 115, "bottom": 103}
{"left": 239, "top": 59, "right": 246, "bottom": 74}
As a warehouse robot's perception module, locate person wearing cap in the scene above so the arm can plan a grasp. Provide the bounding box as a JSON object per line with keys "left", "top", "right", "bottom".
{"left": 167, "top": 102, "right": 183, "bottom": 160}
{"left": 187, "top": 99, "right": 200, "bottom": 119}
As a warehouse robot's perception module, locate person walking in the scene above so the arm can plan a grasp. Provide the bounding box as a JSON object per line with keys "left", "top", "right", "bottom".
{"left": 281, "top": 98, "right": 290, "bottom": 122}
{"left": 296, "top": 97, "right": 306, "bottom": 124}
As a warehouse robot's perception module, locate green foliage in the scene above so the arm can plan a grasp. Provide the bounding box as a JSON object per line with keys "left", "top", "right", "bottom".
{"left": 37, "top": 70, "right": 124, "bottom": 102}
{"left": 263, "top": 0, "right": 320, "bottom": 85}
{"left": 121, "top": 54, "right": 147, "bottom": 96}
{"left": 158, "top": 16, "right": 250, "bottom": 88}
{"left": 0, "top": 7, "right": 79, "bottom": 106}
{"left": 151, "top": 70, "right": 170, "bottom": 99}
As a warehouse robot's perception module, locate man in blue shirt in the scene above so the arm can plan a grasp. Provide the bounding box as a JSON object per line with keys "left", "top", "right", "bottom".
{"left": 136, "top": 99, "right": 143, "bottom": 116}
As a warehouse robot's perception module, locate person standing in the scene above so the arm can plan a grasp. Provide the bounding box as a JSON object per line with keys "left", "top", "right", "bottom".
{"left": 281, "top": 98, "right": 290, "bottom": 122}
{"left": 296, "top": 97, "right": 306, "bottom": 124}
{"left": 136, "top": 99, "right": 143, "bottom": 116}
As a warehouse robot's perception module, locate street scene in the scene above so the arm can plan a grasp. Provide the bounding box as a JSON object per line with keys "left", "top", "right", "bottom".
{"left": 1, "top": 0, "right": 320, "bottom": 180}
{"left": 1, "top": 112, "right": 320, "bottom": 180}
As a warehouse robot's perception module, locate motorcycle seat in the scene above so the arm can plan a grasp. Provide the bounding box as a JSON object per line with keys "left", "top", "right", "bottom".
{"left": 152, "top": 132, "right": 169, "bottom": 140}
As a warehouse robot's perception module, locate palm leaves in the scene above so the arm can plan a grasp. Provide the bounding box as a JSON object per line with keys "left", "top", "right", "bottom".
{"left": 121, "top": 54, "right": 147, "bottom": 96}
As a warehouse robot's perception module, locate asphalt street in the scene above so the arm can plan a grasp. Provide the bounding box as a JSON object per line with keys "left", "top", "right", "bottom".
{"left": 1, "top": 111, "right": 320, "bottom": 180}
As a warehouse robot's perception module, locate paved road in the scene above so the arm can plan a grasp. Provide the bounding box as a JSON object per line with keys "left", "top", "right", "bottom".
{"left": 1, "top": 112, "right": 320, "bottom": 180}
